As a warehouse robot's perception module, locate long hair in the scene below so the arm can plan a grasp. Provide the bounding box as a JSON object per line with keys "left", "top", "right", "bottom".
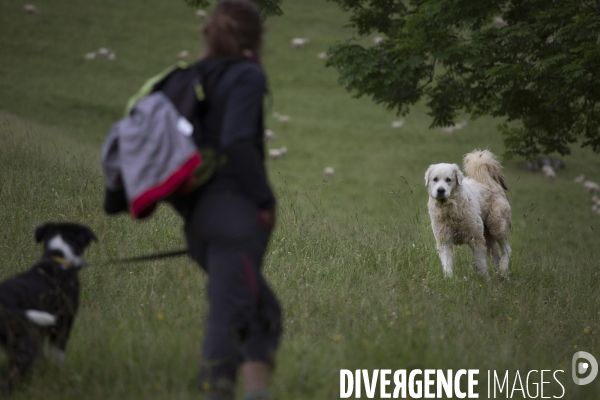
{"left": 203, "top": 0, "right": 263, "bottom": 59}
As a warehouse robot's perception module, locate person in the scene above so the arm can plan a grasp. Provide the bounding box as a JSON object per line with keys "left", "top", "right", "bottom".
{"left": 171, "top": 1, "right": 282, "bottom": 399}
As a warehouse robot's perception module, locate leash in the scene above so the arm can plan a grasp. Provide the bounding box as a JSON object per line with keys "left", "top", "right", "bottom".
{"left": 112, "top": 248, "right": 189, "bottom": 264}
{"left": 82, "top": 249, "right": 188, "bottom": 267}
{"left": 84, "top": 248, "right": 190, "bottom": 267}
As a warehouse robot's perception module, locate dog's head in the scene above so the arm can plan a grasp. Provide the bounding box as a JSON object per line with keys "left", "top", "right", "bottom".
{"left": 35, "top": 222, "right": 97, "bottom": 268}
{"left": 424, "top": 163, "right": 464, "bottom": 201}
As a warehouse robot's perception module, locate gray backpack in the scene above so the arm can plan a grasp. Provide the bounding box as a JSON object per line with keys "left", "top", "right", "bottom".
{"left": 101, "top": 59, "right": 240, "bottom": 218}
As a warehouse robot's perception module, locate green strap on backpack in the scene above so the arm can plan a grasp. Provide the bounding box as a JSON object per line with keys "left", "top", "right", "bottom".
{"left": 124, "top": 61, "right": 190, "bottom": 116}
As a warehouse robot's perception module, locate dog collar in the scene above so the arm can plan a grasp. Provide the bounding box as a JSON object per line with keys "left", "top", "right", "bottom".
{"left": 51, "top": 255, "right": 72, "bottom": 267}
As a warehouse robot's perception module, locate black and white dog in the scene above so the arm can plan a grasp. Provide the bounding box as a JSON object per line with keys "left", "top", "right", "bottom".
{"left": 0, "top": 222, "right": 97, "bottom": 390}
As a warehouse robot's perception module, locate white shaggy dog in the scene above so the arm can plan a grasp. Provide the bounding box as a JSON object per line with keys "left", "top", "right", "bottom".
{"left": 425, "top": 150, "right": 512, "bottom": 279}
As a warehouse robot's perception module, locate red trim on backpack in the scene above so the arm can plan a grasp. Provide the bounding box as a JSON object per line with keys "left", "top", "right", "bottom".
{"left": 130, "top": 153, "right": 202, "bottom": 219}
{"left": 241, "top": 254, "right": 259, "bottom": 301}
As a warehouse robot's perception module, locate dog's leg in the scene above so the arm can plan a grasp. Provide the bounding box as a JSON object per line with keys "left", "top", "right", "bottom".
{"left": 48, "top": 316, "right": 74, "bottom": 365}
{"left": 47, "top": 345, "right": 66, "bottom": 365}
{"left": 438, "top": 242, "right": 454, "bottom": 278}
{"left": 485, "top": 232, "right": 500, "bottom": 268}
{"left": 7, "top": 333, "right": 38, "bottom": 390}
{"left": 469, "top": 239, "right": 489, "bottom": 279}
{"left": 1, "top": 316, "right": 39, "bottom": 391}
{"left": 497, "top": 238, "right": 512, "bottom": 278}
{"left": 25, "top": 310, "right": 57, "bottom": 327}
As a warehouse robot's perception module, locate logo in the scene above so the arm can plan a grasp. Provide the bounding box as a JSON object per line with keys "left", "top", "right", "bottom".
{"left": 572, "top": 351, "right": 598, "bottom": 385}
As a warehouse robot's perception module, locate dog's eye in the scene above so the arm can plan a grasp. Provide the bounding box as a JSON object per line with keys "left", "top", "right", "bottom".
{"left": 445, "top": 178, "right": 452, "bottom": 183}
{"left": 433, "top": 177, "right": 439, "bottom": 182}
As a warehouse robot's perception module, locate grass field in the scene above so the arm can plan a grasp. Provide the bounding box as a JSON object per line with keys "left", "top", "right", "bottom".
{"left": 1, "top": 0, "right": 600, "bottom": 398}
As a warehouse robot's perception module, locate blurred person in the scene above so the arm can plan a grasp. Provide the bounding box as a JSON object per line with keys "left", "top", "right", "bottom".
{"left": 171, "top": 1, "right": 282, "bottom": 399}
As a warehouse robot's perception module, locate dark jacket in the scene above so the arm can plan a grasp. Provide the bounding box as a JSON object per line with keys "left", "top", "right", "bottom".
{"left": 194, "top": 57, "right": 276, "bottom": 210}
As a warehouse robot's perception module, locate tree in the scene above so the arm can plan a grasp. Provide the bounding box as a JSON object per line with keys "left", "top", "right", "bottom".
{"left": 183, "top": 0, "right": 282, "bottom": 17}
{"left": 326, "top": 0, "right": 600, "bottom": 159}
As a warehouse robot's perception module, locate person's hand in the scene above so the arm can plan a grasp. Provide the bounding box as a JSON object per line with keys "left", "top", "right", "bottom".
{"left": 258, "top": 207, "right": 276, "bottom": 229}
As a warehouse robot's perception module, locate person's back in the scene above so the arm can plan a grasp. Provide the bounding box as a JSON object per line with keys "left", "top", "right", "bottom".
{"left": 195, "top": 58, "right": 274, "bottom": 211}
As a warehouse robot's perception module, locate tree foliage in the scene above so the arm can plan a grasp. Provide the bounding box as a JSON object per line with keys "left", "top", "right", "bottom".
{"left": 326, "top": 0, "right": 600, "bottom": 158}
{"left": 183, "top": 0, "right": 283, "bottom": 17}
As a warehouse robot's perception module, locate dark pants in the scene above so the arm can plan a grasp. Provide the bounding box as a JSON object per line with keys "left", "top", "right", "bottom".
{"left": 184, "top": 193, "right": 282, "bottom": 393}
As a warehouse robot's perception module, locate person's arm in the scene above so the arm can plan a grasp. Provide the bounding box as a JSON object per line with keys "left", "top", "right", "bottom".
{"left": 219, "top": 66, "right": 276, "bottom": 210}
{"left": 221, "top": 139, "right": 276, "bottom": 209}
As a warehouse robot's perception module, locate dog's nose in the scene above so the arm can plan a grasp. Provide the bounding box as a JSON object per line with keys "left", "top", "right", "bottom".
{"left": 437, "top": 188, "right": 446, "bottom": 196}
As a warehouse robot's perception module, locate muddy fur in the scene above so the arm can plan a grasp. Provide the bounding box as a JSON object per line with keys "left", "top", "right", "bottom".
{"left": 424, "top": 149, "right": 512, "bottom": 279}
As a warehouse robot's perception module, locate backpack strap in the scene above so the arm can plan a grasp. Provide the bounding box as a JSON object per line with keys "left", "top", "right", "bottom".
{"left": 189, "top": 57, "right": 250, "bottom": 148}
{"left": 173, "top": 58, "right": 252, "bottom": 199}
{"left": 124, "top": 61, "right": 189, "bottom": 116}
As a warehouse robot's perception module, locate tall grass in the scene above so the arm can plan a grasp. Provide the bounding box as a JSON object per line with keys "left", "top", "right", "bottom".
{"left": 2, "top": 119, "right": 599, "bottom": 398}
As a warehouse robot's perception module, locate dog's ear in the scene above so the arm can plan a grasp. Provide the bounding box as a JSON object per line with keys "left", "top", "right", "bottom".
{"left": 424, "top": 166, "right": 433, "bottom": 186}
{"left": 452, "top": 164, "right": 464, "bottom": 185}
{"left": 78, "top": 226, "right": 98, "bottom": 246}
{"left": 35, "top": 223, "right": 56, "bottom": 243}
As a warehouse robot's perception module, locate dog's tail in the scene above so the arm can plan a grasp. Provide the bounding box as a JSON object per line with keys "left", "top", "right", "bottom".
{"left": 24, "top": 310, "right": 58, "bottom": 327}
{"left": 463, "top": 149, "right": 509, "bottom": 191}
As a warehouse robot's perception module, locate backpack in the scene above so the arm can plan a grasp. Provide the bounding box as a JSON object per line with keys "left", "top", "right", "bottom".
{"left": 101, "top": 58, "right": 243, "bottom": 219}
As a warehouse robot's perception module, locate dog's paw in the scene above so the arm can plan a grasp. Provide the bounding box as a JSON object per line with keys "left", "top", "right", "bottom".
{"left": 48, "top": 346, "right": 66, "bottom": 365}
{"left": 25, "top": 310, "right": 57, "bottom": 326}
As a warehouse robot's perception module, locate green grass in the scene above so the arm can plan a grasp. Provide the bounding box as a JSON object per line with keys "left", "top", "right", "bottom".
{"left": 1, "top": 0, "right": 600, "bottom": 398}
